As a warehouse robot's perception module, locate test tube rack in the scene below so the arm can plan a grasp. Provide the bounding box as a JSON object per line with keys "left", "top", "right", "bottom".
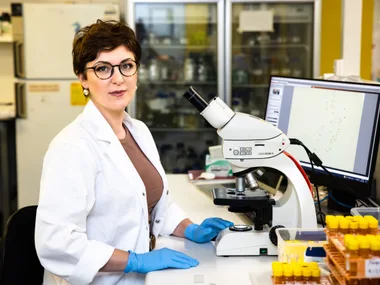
{"left": 324, "top": 236, "right": 380, "bottom": 285}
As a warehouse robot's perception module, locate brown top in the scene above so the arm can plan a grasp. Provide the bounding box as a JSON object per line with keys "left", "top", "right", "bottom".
{"left": 120, "top": 125, "right": 163, "bottom": 222}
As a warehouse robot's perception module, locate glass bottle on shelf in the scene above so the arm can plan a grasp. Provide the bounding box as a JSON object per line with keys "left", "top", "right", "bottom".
{"left": 179, "top": 37, "right": 188, "bottom": 45}
{"left": 138, "top": 63, "right": 148, "bottom": 81}
{"left": 184, "top": 58, "right": 195, "bottom": 82}
{"left": 275, "top": 29, "right": 287, "bottom": 44}
{"left": 233, "top": 55, "right": 249, "bottom": 85}
{"left": 148, "top": 32, "right": 158, "bottom": 45}
{"left": 256, "top": 32, "right": 271, "bottom": 45}
{"left": 247, "top": 34, "right": 256, "bottom": 47}
{"left": 237, "top": 69, "right": 249, "bottom": 84}
{"left": 232, "top": 96, "right": 243, "bottom": 112}
{"left": 136, "top": 18, "right": 147, "bottom": 45}
{"left": 280, "top": 55, "right": 292, "bottom": 77}
{"left": 289, "top": 26, "right": 302, "bottom": 44}
{"left": 168, "top": 57, "right": 179, "bottom": 81}
{"left": 162, "top": 37, "right": 172, "bottom": 45}
{"left": 197, "top": 56, "right": 208, "bottom": 82}
{"left": 149, "top": 58, "right": 160, "bottom": 81}
{"left": 252, "top": 56, "right": 264, "bottom": 84}
{"left": 160, "top": 58, "right": 169, "bottom": 81}
{"left": 290, "top": 57, "right": 303, "bottom": 78}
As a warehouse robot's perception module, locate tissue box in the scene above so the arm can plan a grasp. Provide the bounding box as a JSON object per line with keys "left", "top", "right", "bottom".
{"left": 205, "top": 154, "right": 233, "bottom": 177}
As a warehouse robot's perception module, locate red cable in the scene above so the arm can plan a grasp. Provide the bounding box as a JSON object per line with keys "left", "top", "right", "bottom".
{"left": 283, "top": 151, "right": 314, "bottom": 197}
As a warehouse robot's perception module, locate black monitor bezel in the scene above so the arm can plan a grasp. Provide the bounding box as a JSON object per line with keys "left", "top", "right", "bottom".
{"left": 264, "top": 75, "right": 380, "bottom": 199}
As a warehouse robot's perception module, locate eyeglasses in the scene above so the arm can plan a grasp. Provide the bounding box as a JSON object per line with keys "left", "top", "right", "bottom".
{"left": 85, "top": 58, "right": 140, "bottom": 80}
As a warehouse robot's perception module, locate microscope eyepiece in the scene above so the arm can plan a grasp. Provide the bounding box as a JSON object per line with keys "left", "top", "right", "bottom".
{"left": 183, "top": 86, "right": 234, "bottom": 129}
{"left": 183, "top": 86, "right": 208, "bottom": 112}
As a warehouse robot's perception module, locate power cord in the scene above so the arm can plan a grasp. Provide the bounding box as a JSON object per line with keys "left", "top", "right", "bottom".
{"left": 289, "top": 139, "right": 326, "bottom": 227}
{"left": 317, "top": 165, "right": 370, "bottom": 207}
{"left": 307, "top": 158, "right": 326, "bottom": 227}
{"left": 289, "top": 138, "right": 371, "bottom": 214}
{"left": 315, "top": 195, "right": 329, "bottom": 204}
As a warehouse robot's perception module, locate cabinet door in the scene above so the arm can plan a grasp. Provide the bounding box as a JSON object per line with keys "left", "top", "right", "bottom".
{"left": 227, "top": 1, "right": 315, "bottom": 118}
{"left": 130, "top": 1, "right": 223, "bottom": 173}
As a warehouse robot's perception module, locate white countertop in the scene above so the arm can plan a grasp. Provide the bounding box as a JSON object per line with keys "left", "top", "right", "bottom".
{"left": 145, "top": 174, "right": 276, "bottom": 285}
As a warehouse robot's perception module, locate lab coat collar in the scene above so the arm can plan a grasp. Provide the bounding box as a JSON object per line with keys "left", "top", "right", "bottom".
{"left": 81, "top": 99, "right": 137, "bottom": 143}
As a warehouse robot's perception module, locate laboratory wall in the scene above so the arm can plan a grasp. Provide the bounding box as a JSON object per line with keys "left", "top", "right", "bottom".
{"left": 1, "top": 0, "right": 125, "bottom": 17}
{"left": 319, "top": 0, "right": 374, "bottom": 79}
{"left": 1, "top": 0, "right": 375, "bottom": 79}
{"left": 372, "top": 0, "right": 380, "bottom": 81}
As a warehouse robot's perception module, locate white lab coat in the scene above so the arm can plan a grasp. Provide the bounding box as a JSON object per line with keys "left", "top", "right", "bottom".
{"left": 35, "top": 100, "right": 187, "bottom": 285}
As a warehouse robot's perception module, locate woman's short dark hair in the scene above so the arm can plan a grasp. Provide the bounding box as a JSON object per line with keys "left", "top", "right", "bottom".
{"left": 72, "top": 19, "right": 141, "bottom": 78}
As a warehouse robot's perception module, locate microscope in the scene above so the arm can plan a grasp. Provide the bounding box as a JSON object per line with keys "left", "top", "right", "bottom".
{"left": 183, "top": 87, "right": 317, "bottom": 256}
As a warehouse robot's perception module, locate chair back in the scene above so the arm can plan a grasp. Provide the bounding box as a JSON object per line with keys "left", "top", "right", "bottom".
{"left": 0, "top": 205, "right": 44, "bottom": 284}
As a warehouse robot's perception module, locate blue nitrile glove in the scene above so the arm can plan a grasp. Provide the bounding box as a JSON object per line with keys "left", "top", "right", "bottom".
{"left": 184, "top": 217, "right": 234, "bottom": 243}
{"left": 124, "top": 247, "right": 199, "bottom": 274}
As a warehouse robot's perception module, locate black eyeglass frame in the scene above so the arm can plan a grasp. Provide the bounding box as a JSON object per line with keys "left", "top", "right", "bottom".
{"left": 84, "top": 58, "right": 140, "bottom": 80}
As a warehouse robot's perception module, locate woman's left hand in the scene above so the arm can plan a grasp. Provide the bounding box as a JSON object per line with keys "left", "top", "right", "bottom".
{"left": 184, "top": 218, "right": 234, "bottom": 243}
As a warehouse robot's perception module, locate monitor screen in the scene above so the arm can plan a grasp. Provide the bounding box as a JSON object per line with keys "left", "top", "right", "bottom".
{"left": 265, "top": 76, "right": 380, "bottom": 197}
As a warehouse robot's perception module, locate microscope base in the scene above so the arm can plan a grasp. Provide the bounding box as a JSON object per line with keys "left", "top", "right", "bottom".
{"left": 214, "top": 227, "right": 277, "bottom": 256}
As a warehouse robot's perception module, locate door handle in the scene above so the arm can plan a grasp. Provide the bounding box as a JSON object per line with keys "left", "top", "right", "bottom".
{"left": 14, "top": 41, "right": 25, "bottom": 78}
{"left": 15, "top": 83, "right": 27, "bottom": 118}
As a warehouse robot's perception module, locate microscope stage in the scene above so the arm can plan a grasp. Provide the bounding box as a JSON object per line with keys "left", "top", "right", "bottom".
{"left": 212, "top": 187, "right": 275, "bottom": 208}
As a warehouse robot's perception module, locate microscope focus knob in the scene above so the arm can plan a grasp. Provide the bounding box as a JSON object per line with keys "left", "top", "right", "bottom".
{"left": 269, "top": 225, "right": 286, "bottom": 246}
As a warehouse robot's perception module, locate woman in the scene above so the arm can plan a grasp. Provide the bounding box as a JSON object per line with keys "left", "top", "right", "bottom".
{"left": 35, "top": 20, "right": 233, "bottom": 285}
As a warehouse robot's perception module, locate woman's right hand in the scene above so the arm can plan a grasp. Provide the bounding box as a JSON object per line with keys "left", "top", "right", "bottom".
{"left": 124, "top": 247, "right": 199, "bottom": 274}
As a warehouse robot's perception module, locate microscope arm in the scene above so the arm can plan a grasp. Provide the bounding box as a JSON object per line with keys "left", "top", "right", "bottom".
{"left": 283, "top": 151, "right": 314, "bottom": 197}
{"left": 229, "top": 151, "right": 317, "bottom": 228}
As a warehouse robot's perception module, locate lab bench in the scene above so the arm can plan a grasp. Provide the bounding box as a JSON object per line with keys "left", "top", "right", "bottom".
{"left": 146, "top": 174, "right": 277, "bottom": 285}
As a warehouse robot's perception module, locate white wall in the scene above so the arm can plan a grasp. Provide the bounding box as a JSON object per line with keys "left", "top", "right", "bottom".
{"left": 1, "top": 0, "right": 126, "bottom": 19}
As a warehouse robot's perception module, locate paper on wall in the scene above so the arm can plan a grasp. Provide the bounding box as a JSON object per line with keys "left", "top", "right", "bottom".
{"left": 237, "top": 10, "right": 274, "bottom": 33}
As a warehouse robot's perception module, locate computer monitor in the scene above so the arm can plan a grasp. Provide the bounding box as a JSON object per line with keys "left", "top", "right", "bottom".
{"left": 264, "top": 76, "right": 380, "bottom": 199}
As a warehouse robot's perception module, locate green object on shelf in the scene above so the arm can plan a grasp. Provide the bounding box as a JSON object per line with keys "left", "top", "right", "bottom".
{"left": 205, "top": 154, "right": 233, "bottom": 177}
